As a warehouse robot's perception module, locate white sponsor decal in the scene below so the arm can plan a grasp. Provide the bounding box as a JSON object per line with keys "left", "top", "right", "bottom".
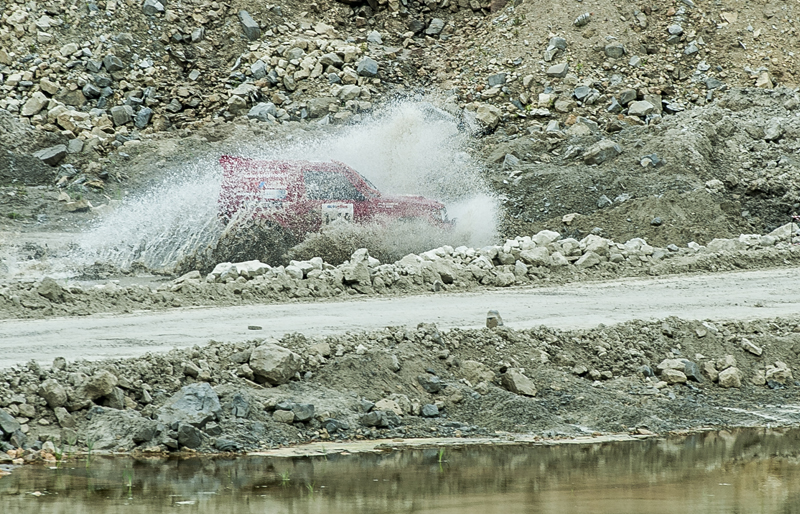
{"left": 321, "top": 202, "right": 354, "bottom": 224}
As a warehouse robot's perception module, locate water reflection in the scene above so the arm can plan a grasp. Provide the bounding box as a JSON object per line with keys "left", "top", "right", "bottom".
{"left": 2, "top": 428, "right": 800, "bottom": 513}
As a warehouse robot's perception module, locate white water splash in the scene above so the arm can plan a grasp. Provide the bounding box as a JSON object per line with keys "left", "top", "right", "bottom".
{"left": 80, "top": 99, "right": 499, "bottom": 272}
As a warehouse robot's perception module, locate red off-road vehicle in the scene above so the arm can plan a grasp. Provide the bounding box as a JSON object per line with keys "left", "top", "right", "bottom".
{"left": 215, "top": 156, "right": 451, "bottom": 263}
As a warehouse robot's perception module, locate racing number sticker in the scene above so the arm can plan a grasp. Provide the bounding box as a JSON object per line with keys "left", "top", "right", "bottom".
{"left": 321, "top": 203, "right": 354, "bottom": 224}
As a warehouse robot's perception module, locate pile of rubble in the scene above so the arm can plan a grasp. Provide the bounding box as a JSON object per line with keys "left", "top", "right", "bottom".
{"left": 2, "top": 314, "right": 799, "bottom": 459}
{"left": 2, "top": 223, "right": 799, "bottom": 319}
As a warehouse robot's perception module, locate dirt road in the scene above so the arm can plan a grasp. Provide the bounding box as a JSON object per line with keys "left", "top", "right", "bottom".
{"left": 2, "top": 267, "right": 799, "bottom": 369}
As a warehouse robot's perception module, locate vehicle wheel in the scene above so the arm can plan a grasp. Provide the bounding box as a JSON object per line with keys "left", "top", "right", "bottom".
{"left": 211, "top": 218, "right": 298, "bottom": 266}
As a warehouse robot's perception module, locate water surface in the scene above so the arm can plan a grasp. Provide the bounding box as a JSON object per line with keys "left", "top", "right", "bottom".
{"left": 2, "top": 428, "right": 800, "bottom": 513}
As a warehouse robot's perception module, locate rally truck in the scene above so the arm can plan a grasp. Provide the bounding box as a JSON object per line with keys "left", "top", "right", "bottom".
{"left": 215, "top": 156, "right": 451, "bottom": 263}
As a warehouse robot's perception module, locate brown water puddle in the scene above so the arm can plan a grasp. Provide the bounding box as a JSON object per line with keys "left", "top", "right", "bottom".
{"left": 2, "top": 428, "right": 800, "bottom": 513}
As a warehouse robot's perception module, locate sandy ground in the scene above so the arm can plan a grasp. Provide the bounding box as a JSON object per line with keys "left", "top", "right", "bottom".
{"left": 2, "top": 267, "right": 799, "bottom": 369}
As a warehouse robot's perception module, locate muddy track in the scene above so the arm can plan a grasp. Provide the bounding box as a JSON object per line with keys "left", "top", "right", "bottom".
{"left": 2, "top": 267, "right": 799, "bottom": 369}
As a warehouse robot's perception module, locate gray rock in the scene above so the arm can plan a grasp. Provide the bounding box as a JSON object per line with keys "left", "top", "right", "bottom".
{"left": 543, "top": 47, "right": 560, "bottom": 62}
{"left": 501, "top": 369, "right": 537, "bottom": 396}
{"left": 619, "top": 88, "right": 637, "bottom": 105}
{"left": 250, "top": 60, "right": 267, "bottom": 80}
{"left": 662, "top": 368, "right": 687, "bottom": 384}
{"left": 215, "top": 438, "right": 240, "bottom": 452}
{"left": 273, "top": 410, "right": 295, "bottom": 423}
{"left": 546, "top": 63, "right": 569, "bottom": 78}
{"left": 142, "top": 0, "right": 164, "bottom": 15}
{"left": 421, "top": 404, "right": 439, "bottom": 417}
{"left": 342, "top": 248, "right": 372, "bottom": 287}
{"left": 548, "top": 36, "right": 567, "bottom": 50}
{"left": 683, "top": 361, "right": 703, "bottom": 383}
{"left": 597, "top": 195, "right": 613, "bottom": 208}
{"left": 426, "top": 18, "right": 445, "bottom": 35}
{"left": 486, "top": 309, "right": 504, "bottom": 328}
{"left": 583, "top": 139, "right": 622, "bottom": 165}
{"left": 360, "top": 410, "right": 402, "bottom": 428}
{"left": 604, "top": 43, "right": 626, "bottom": 58}
{"left": 764, "top": 119, "right": 784, "bottom": 141}
{"left": 502, "top": 153, "right": 519, "bottom": 169}
{"left": 134, "top": 107, "right": 153, "bottom": 129}
{"left": 85, "top": 409, "right": 159, "bottom": 450}
{"left": 37, "top": 277, "right": 66, "bottom": 302}
{"left": 103, "top": 54, "right": 124, "bottom": 73}
{"left": 575, "top": 251, "right": 602, "bottom": 268}
{"left": 249, "top": 342, "right": 302, "bottom": 385}
{"left": 157, "top": 382, "right": 221, "bottom": 429}
{"left": 417, "top": 374, "right": 444, "bottom": 394}
{"left": 357, "top": 57, "right": 379, "bottom": 77}
{"left": 573, "top": 85, "right": 591, "bottom": 100}
{"left": 718, "top": 367, "right": 742, "bottom": 388}
{"left": 229, "top": 393, "right": 249, "bottom": 418}
{"left": 54, "top": 406, "right": 75, "bottom": 428}
{"left": 705, "top": 77, "right": 724, "bottom": 90}
{"left": 38, "top": 379, "right": 67, "bottom": 408}
{"left": 21, "top": 92, "right": 48, "bottom": 116}
{"left": 606, "top": 97, "right": 622, "bottom": 113}
{"left": 651, "top": 217, "right": 663, "bottom": 226}
{"left": 67, "top": 139, "right": 84, "bottom": 154}
{"left": 238, "top": 10, "right": 261, "bottom": 41}
{"left": 306, "top": 97, "right": 337, "bottom": 118}
{"left": 324, "top": 418, "right": 349, "bottom": 433}
{"left": 475, "top": 104, "right": 502, "bottom": 130}
{"left": 286, "top": 47, "right": 305, "bottom": 61}
{"left": 103, "top": 387, "right": 126, "bottom": 410}
{"left": 204, "top": 422, "right": 222, "bottom": 436}
{"left": 33, "top": 144, "right": 67, "bottom": 166}
{"left": 741, "top": 338, "right": 763, "bottom": 356}
{"left": 110, "top": 105, "right": 133, "bottom": 126}
{"left": 487, "top": 73, "right": 506, "bottom": 86}
{"left": 367, "top": 30, "right": 382, "bottom": 44}
{"left": 684, "top": 43, "right": 699, "bottom": 55}
{"left": 177, "top": 423, "right": 203, "bottom": 449}
{"left": 667, "top": 24, "right": 683, "bottom": 35}
{"left": 247, "top": 102, "right": 277, "bottom": 122}
{"left": 292, "top": 403, "right": 315, "bottom": 422}
{"left": 165, "top": 98, "right": 183, "bottom": 113}
{"left": 82, "top": 84, "right": 102, "bottom": 99}
{"left": 628, "top": 100, "right": 655, "bottom": 116}
{"left": 0, "top": 409, "right": 20, "bottom": 438}
{"left": 319, "top": 52, "right": 344, "bottom": 67}
{"left": 83, "top": 370, "right": 118, "bottom": 400}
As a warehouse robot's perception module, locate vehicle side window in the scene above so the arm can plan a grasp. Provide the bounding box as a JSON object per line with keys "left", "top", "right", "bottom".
{"left": 303, "top": 171, "right": 364, "bottom": 201}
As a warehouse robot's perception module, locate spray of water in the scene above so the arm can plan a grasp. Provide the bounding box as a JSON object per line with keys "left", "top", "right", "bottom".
{"left": 80, "top": 99, "right": 499, "bottom": 273}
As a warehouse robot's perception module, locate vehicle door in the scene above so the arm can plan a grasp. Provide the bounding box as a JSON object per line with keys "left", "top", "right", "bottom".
{"left": 302, "top": 169, "right": 367, "bottom": 227}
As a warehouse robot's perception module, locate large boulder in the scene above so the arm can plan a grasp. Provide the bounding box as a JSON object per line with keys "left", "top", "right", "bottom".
{"left": 718, "top": 367, "right": 742, "bottom": 388}
{"left": 0, "top": 409, "right": 21, "bottom": 438}
{"left": 38, "top": 379, "right": 67, "bottom": 408}
{"left": 37, "top": 277, "right": 66, "bottom": 302}
{"left": 341, "top": 248, "right": 372, "bottom": 287}
{"left": 156, "top": 382, "right": 221, "bottom": 428}
{"left": 501, "top": 369, "right": 537, "bottom": 396}
{"left": 249, "top": 342, "right": 302, "bottom": 385}
{"left": 82, "top": 370, "right": 118, "bottom": 400}
{"left": 583, "top": 139, "right": 622, "bottom": 165}
{"left": 460, "top": 360, "right": 494, "bottom": 384}
{"left": 85, "top": 409, "right": 161, "bottom": 450}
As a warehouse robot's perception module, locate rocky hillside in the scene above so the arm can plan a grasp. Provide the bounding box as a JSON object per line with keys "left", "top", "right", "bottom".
{"left": 1, "top": 0, "right": 800, "bottom": 247}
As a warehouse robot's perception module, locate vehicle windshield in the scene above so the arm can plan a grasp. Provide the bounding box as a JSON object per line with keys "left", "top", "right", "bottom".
{"left": 353, "top": 170, "right": 379, "bottom": 193}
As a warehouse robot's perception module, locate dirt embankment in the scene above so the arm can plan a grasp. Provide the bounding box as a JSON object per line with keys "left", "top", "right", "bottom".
{"left": 2, "top": 316, "right": 800, "bottom": 463}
